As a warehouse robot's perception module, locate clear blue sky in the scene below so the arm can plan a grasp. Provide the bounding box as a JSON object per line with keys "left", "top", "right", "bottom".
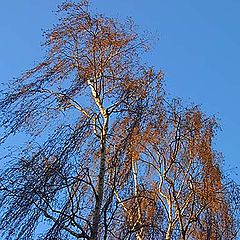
{"left": 0, "top": 0, "right": 239, "bottom": 183}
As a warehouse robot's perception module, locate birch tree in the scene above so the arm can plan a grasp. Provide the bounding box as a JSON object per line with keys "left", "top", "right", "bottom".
{"left": 0, "top": 1, "right": 239, "bottom": 240}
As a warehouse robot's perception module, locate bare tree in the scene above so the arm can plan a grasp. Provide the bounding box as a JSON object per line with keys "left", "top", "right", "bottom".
{"left": 0, "top": 1, "right": 239, "bottom": 239}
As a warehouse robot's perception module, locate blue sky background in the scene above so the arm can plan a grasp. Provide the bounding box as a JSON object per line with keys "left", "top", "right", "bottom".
{"left": 0, "top": 0, "right": 239, "bottom": 183}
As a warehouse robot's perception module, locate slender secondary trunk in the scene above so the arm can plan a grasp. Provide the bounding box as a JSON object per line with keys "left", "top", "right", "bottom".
{"left": 166, "top": 225, "right": 172, "bottom": 240}
{"left": 91, "top": 118, "right": 108, "bottom": 240}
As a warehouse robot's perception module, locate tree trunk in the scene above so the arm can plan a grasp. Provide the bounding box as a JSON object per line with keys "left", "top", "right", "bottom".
{"left": 166, "top": 225, "right": 172, "bottom": 240}
{"left": 91, "top": 119, "right": 108, "bottom": 240}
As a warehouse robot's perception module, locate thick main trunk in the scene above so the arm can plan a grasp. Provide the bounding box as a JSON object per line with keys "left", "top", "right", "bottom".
{"left": 91, "top": 119, "right": 108, "bottom": 240}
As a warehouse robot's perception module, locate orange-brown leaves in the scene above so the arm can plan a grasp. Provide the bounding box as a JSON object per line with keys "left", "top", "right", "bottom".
{"left": 123, "top": 189, "right": 158, "bottom": 237}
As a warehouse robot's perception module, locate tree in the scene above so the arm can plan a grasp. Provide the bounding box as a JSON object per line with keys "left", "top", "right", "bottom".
{"left": 0, "top": 1, "right": 239, "bottom": 239}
